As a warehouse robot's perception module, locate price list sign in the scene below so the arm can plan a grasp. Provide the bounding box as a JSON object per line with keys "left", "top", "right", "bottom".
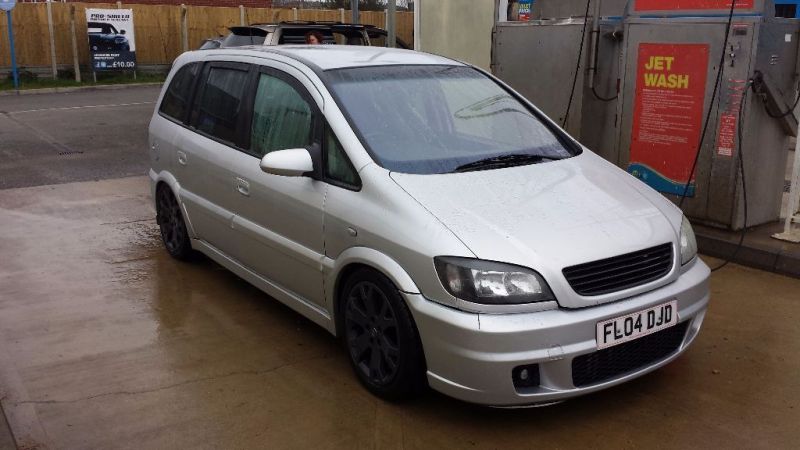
{"left": 86, "top": 9, "right": 137, "bottom": 72}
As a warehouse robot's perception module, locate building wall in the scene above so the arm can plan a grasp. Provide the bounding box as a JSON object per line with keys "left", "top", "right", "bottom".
{"left": 418, "top": 0, "right": 495, "bottom": 69}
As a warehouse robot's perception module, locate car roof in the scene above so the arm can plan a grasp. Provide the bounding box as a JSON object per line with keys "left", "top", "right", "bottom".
{"left": 196, "top": 45, "right": 464, "bottom": 71}
{"left": 234, "top": 22, "right": 369, "bottom": 31}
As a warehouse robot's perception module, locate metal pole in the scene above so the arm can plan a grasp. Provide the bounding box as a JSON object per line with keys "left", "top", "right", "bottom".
{"left": 387, "top": 0, "right": 396, "bottom": 48}
{"left": 413, "top": 0, "right": 420, "bottom": 51}
{"left": 352, "top": 0, "right": 359, "bottom": 24}
{"left": 6, "top": 11, "right": 19, "bottom": 92}
{"left": 46, "top": 0, "right": 58, "bottom": 79}
{"left": 588, "top": 0, "right": 601, "bottom": 89}
{"left": 774, "top": 24, "right": 800, "bottom": 242}
{"left": 70, "top": 5, "right": 81, "bottom": 83}
{"left": 240, "top": 5, "right": 246, "bottom": 26}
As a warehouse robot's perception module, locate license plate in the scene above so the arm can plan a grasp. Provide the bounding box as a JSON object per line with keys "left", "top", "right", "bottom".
{"left": 596, "top": 300, "right": 678, "bottom": 350}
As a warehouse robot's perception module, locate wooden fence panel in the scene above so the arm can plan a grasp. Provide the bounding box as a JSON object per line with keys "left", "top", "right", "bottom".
{"left": 1, "top": 4, "right": 50, "bottom": 69}
{"left": 0, "top": 3, "right": 415, "bottom": 71}
{"left": 187, "top": 5, "right": 241, "bottom": 50}
{"left": 244, "top": 8, "right": 293, "bottom": 30}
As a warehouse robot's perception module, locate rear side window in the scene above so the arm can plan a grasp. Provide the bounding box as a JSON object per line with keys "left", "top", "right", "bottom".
{"left": 159, "top": 63, "right": 199, "bottom": 122}
{"left": 190, "top": 66, "right": 249, "bottom": 144}
{"left": 250, "top": 73, "right": 314, "bottom": 156}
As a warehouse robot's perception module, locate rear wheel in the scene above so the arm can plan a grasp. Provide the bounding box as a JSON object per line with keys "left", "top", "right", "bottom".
{"left": 342, "top": 269, "right": 426, "bottom": 400}
{"left": 156, "top": 185, "right": 192, "bottom": 260}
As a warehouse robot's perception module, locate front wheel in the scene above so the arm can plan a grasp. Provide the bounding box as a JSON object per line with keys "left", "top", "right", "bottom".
{"left": 342, "top": 269, "right": 426, "bottom": 400}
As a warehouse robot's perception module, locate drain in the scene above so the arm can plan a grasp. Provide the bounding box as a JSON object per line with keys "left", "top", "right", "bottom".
{"left": 58, "top": 150, "right": 84, "bottom": 156}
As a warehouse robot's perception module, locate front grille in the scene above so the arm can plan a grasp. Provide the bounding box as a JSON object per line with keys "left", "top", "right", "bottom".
{"left": 562, "top": 243, "right": 673, "bottom": 296}
{"left": 572, "top": 321, "right": 690, "bottom": 388}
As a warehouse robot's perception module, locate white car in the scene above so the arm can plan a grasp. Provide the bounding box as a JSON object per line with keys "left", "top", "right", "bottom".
{"left": 148, "top": 45, "right": 710, "bottom": 406}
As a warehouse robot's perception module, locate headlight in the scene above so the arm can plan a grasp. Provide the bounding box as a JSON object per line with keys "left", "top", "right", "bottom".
{"left": 680, "top": 216, "right": 698, "bottom": 265}
{"left": 434, "top": 257, "right": 554, "bottom": 305}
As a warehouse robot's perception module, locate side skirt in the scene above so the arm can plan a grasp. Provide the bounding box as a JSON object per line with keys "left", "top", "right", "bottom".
{"left": 192, "top": 239, "right": 336, "bottom": 335}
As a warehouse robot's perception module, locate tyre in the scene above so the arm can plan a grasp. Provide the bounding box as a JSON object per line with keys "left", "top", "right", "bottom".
{"left": 156, "top": 185, "right": 193, "bottom": 260}
{"left": 342, "top": 269, "right": 426, "bottom": 400}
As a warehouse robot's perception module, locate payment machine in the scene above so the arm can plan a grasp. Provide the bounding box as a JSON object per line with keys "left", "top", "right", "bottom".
{"left": 493, "top": 0, "right": 800, "bottom": 230}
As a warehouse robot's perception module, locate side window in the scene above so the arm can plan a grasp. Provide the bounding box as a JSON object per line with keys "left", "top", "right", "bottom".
{"left": 189, "top": 66, "right": 249, "bottom": 144}
{"left": 159, "top": 63, "right": 199, "bottom": 123}
{"left": 325, "top": 127, "right": 360, "bottom": 188}
{"left": 251, "top": 73, "right": 314, "bottom": 157}
{"left": 368, "top": 32, "right": 387, "bottom": 48}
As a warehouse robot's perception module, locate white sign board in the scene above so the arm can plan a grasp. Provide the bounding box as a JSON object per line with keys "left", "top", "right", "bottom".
{"left": 86, "top": 8, "right": 137, "bottom": 71}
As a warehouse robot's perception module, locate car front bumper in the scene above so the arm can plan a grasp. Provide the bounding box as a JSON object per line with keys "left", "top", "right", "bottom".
{"left": 405, "top": 257, "right": 710, "bottom": 407}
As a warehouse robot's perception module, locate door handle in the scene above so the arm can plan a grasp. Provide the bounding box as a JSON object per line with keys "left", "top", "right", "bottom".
{"left": 177, "top": 151, "right": 188, "bottom": 166}
{"left": 236, "top": 177, "right": 250, "bottom": 197}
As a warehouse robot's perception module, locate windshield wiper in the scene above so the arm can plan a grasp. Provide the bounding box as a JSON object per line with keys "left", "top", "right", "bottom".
{"left": 453, "top": 154, "right": 562, "bottom": 173}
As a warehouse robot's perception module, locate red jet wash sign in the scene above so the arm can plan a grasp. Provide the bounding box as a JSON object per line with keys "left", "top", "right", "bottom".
{"left": 628, "top": 43, "right": 709, "bottom": 196}
{"left": 636, "top": 0, "right": 754, "bottom": 10}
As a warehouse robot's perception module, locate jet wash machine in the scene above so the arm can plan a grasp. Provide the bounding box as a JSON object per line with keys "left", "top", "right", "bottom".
{"left": 493, "top": 0, "right": 800, "bottom": 230}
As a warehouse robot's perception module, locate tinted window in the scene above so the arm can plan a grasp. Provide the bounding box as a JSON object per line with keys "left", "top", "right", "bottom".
{"left": 325, "top": 127, "right": 360, "bottom": 187}
{"left": 367, "top": 30, "right": 410, "bottom": 49}
{"left": 222, "top": 33, "right": 267, "bottom": 47}
{"left": 159, "top": 63, "right": 199, "bottom": 122}
{"left": 251, "top": 73, "right": 314, "bottom": 156}
{"left": 279, "top": 29, "right": 336, "bottom": 45}
{"left": 190, "top": 66, "right": 249, "bottom": 144}
{"left": 199, "top": 39, "right": 222, "bottom": 50}
{"left": 326, "top": 65, "right": 578, "bottom": 175}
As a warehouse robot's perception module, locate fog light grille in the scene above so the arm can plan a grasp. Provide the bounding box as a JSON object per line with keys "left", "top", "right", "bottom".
{"left": 512, "top": 364, "right": 540, "bottom": 389}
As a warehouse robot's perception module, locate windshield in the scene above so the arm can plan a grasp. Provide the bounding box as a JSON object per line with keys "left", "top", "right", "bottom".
{"left": 223, "top": 31, "right": 267, "bottom": 47}
{"left": 325, "top": 65, "right": 579, "bottom": 174}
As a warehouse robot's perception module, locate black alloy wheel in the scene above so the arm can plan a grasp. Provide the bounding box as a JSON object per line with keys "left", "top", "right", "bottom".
{"left": 156, "top": 186, "right": 192, "bottom": 260}
{"left": 342, "top": 269, "right": 426, "bottom": 400}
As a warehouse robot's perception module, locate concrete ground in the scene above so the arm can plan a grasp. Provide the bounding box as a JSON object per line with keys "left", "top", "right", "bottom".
{"left": 0, "top": 86, "right": 798, "bottom": 449}
{"left": 0, "top": 175, "right": 798, "bottom": 449}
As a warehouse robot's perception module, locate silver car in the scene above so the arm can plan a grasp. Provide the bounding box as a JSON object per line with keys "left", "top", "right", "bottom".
{"left": 149, "top": 46, "right": 710, "bottom": 407}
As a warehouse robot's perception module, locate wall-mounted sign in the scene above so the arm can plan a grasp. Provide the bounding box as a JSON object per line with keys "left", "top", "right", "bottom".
{"left": 635, "top": 0, "right": 754, "bottom": 11}
{"left": 628, "top": 43, "right": 710, "bottom": 197}
{"left": 86, "top": 9, "right": 137, "bottom": 71}
{"left": 518, "top": 1, "right": 533, "bottom": 21}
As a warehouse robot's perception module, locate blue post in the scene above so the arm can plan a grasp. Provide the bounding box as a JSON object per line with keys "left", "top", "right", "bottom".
{"left": 6, "top": 11, "right": 18, "bottom": 91}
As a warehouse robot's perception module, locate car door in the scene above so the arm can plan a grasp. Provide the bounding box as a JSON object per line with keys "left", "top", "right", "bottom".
{"left": 225, "top": 66, "right": 326, "bottom": 308}
{"left": 174, "top": 61, "right": 253, "bottom": 257}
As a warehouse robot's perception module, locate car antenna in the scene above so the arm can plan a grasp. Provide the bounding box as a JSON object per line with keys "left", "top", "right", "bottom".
{"left": 245, "top": 8, "right": 255, "bottom": 45}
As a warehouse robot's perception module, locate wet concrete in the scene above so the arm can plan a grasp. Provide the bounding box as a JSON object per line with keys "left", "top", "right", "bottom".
{"left": 0, "top": 405, "right": 13, "bottom": 450}
{"left": 0, "top": 176, "right": 798, "bottom": 449}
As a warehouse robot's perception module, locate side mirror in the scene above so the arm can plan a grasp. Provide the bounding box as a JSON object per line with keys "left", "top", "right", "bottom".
{"left": 260, "top": 148, "right": 314, "bottom": 177}
{"left": 120, "top": 30, "right": 127, "bottom": 35}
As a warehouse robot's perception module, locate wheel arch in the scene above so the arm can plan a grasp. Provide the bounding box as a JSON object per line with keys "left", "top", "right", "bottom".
{"left": 150, "top": 170, "right": 196, "bottom": 238}
{"left": 328, "top": 247, "right": 420, "bottom": 337}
